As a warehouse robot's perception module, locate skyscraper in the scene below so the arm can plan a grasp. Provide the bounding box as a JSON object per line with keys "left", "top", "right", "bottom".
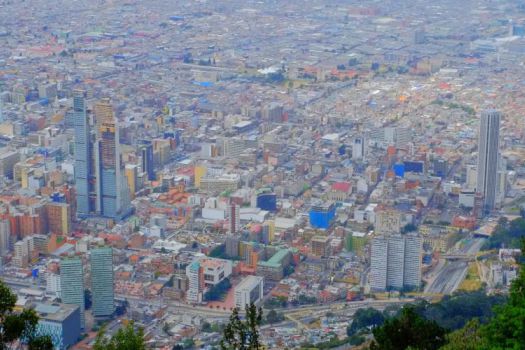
{"left": 90, "top": 247, "right": 114, "bottom": 318}
{"left": 73, "top": 90, "right": 92, "bottom": 217}
{"left": 60, "top": 256, "right": 85, "bottom": 328}
{"left": 94, "top": 99, "right": 130, "bottom": 219}
{"left": 228, "top": 203, "right": 240, "bottom": 234}
{"left": 403, "top": 234, "right": 423, "bottom": 288}
{"left": 477, "top": 110, "right": 501, "bottom": 213}
{"left": 0, "top": 219, "right": 10, "bottom": 257}
{"left": 370, "top": 236, "right": 388, "bottom": 291}
{"left": 139, "top": 140, "right": 155, "bottom": 181}
{"left": 386, "top": 235, "right": 405, "bottom": 290}
{"left": 0, "top": 94, "right": 3, "bottom": 123}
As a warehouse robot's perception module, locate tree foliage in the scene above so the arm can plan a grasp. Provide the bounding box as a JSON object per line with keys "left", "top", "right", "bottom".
{"left": 204, "top": 278, "right": 231, "bottom": 301}
{"left": 411, "top": 290, "right": 505, "bottom": 331}
{"left": 221, "top": 303, "right": 263, "bottom": 350}
{"left": 479, "top": 240, "right": 525, "bottom": 349}
{"left": 440, "top": 319, "right": 487, "bottom": 350}
{"left": 0, "top": 281, "right": 54, "bottom": 350}
{"left": 370, "top": 307, "right": 447, "bottom": 350}
{"left": 265, "top": 310, "right": 284, "bottom": 324}
{"left": 93, "top": 322, "right": 146, "bottom": 350}
{"left": 485, "top": 217, "right": 525, "bottom": 250}
{"left": 347, "top": 307, "right": 385, "bottom": 336}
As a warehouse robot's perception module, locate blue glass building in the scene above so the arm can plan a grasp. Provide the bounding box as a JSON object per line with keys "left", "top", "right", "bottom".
{"left": 309, "top": 202, "right": 336, "bottom": 229}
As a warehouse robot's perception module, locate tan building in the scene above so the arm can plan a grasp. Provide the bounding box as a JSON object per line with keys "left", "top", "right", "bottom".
{"left": 311, "top": 235, "right": 330, "bottom": 257}
{"left": 46, "top": 202, "right": 71, "bottom": 235}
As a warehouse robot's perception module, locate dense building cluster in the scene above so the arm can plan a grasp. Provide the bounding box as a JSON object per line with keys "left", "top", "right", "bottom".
{"left": 1, "top": 0, "right": 525, "bottom": 348}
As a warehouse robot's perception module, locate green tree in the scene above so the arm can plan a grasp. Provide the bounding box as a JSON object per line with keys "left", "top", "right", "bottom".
{"left": 370, "top": 307, "right": 447, "bottom": 350}
{"left": 265, "top": 310, "right": 284, "bottom": 324}
{"left": 220, "top": 303, "right": 263, "bottom": 350}
{"left": 93, "top": 322, "right": 146, "bottom": 350}
{"left": 480, "top": 240, "right": 525, "bottom": 349}
{"left": 347, "top": 307, "right": 385, "bottom": 336}
{"left": 440, "top": 319, "right": 486, "bottom": 350}
{"left": 0, "top": 280, "right": 54, "bottom": 350}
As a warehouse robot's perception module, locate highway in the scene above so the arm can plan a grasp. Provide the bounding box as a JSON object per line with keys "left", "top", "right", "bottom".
{"left": 425, "top": 237, "right": 485, "bottom": 295}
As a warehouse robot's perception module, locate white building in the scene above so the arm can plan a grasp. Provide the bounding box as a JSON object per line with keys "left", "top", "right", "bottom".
{"left": 370, "top": 234, "right": 422, "bottom": 291}
{"left": 352, "top": 136, "right": 367, "bottom": 160}
{"left": 13, "top": 236, "right": 34, "bottom": 268}
{"left": 370, "top": 236, "right": 388, "bottom": 291}
{"left": 46, "top": 272, "right": 61, "bottom": 298}
{"left": 186, "top": 260, "right": 202, "bottom": 303}
{"left": 403, "top": 234, "right": 423, "bottom": 288}
{"left": 186, "top": 257, "right": 233, "bottom": 303}
{"left": 234, "top": 276, "right": 264, "bottom": 309}
{"left": 387, "top": 236, "right": 405, "bottom": 290}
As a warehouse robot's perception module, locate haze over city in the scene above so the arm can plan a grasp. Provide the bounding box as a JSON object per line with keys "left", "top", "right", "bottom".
{"left": 0, "top": 0, "right": 525, "bottom": 349}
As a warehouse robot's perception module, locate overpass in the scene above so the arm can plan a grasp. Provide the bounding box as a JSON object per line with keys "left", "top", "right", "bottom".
{"left": 441, "top": 254, "right": 476, "bottom": 261}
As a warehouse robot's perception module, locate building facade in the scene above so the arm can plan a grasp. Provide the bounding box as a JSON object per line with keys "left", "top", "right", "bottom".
{"left": 234, "top": 275, "right": 264, "bottom": 308}
{"left": 370, "top": 234, "right": 422, "bottom": 291}
{"left": 90, "top": 247, "right": 114, "bottom": 318}
{"left": 477, "top": 109, "right": 501, "bottom": 213}
{"left": 60, "top": 256, "right": 85, "bottom": 328}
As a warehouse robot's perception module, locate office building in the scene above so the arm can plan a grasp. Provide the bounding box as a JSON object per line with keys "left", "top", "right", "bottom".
{"left": 261, "top": 220, "right": 275, "bottom": 244}
{"left": 73, "top": 90, "right": 92, "bottom": 217}
{"left": 375, "top": 208, "right": 402, "bottom": 235}
{"left": 311, "top": 236, "right": 330, "bottom": 257}
{"left": 60, "top": 256, "right": 85, "bottom": 328}
{"left": 433, "top": 158, "right": 448, "bottom": 178}
{"left": 13, "top": 236, "right": 34, "bottom": 268}
{"left": 94, "top": 99, "right": 130, "bottom": 219}
{"left": 139, "top": 140, "right": 155, "bottom": 181}
{"left": 476, "top": 110, "right": 501, "bottom": 213}
{"left": 309, "top": 202, "right": 336, "bottom": 229}
{"left": 186, "top": 260, "right": 202, "bottom": 303}
{"left": 125, "top": 164, "right": 138, "bottom": 200}
{"left": 91, "top": 247, "right": 114, "bottom": 318}
{"left": 352, "top": 136, "right": 366, "bottom": 160}
{"left": 256, "top": 191, "right": 277, "bottom": 212}
{"left": 46, "top": 272, "right": 61, "bottom": 298}
{"left": 46, "top": 202, "right": 71, "bottom": 236}
{"left": 370, "top": 236, "right": 388, "bottom": 291}
{"left": 225, "top": 236, "right": 240, "bottom": 258}
{"left": 386, "top": 235, "right": 405, "bottom": 289}
{"left": 35, "top": 303, "right": 81, "bottom": 350}
{"left": 345, "top": 231, "right": 367, "bottom": 255}
{"left": 0, "top": 149, "right": 20, "bottom": 180}
{"left": 370, "top": 234, "right": 422, "bottom": 291}
{"left": 228, "top": 203, "right": 240, "bottom": 234}
{"left": 234, "top": 276, "right": 264, "bottom": 308}
{"left": 0, "top": 219, "right": 10, "bottom": 256}
{"left": 403, "top": 234, "right": 423, "bottom": 288}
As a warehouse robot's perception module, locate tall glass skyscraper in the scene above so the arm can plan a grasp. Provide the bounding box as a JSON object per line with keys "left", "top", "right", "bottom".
{"left": 94, "top": 99, "right": 130, "bottom": 219}
{"left": 90, "top": 247, "right": 114, "bottom": 318}
{"left": 477, "top": 110, "right": 501, "bottom": 213}
{"left": 60, "top": 256, "right": 85, "bottom": 328}
{"left": 73, "top": 90, "right": 92, "bottom": 216}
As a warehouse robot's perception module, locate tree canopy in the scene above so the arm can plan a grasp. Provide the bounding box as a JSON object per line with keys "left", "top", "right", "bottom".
{"left": 93, "top": 322, "right": 146, "bottom": 350}
{"left": 484, "top": 217, "right": 525, "bottom": 249}
{"left": 221, "top": 303, "right": 263, "bottom": 350}
{"left": 347, "top": 307, "right": 385, "bottom": 336}
{"left": 0, "top": 281, "right": 53, "bottom": 350}
{"left": 370, "top": 307, "right": 447, "bottom": 350}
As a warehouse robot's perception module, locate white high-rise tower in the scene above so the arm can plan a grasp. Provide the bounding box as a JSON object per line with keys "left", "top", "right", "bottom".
{"left": 476, "top": 110, "right": 501, "bottom": 213}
